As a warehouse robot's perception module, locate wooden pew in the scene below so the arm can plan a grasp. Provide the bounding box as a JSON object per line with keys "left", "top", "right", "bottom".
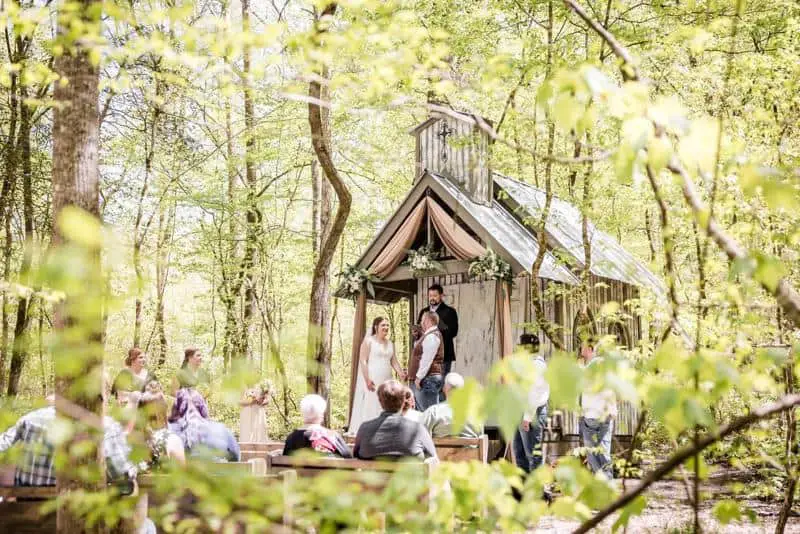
{"left": 0, "top": 460, "right": 283, "bottom": 533}
{"left": 267, "top": 455, "right": 433, "bottom": 529}
{"left": 0, "top": 464, "right": 57, "bottom": 534}
{"left": 343, "top": 434, "right": 489, "bottom": 463}
{"left": 268, "top": 454, "right": 431, "bottom": 480}
{"left": 239, "top": 440, "right": 285, "bottom": 462}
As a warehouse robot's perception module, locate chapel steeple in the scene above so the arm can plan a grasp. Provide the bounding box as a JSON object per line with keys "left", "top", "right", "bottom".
{"left": 409, "top": 109, "right": 492, "bottom": 206}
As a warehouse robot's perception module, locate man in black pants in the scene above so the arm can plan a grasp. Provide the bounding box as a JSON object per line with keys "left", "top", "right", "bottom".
{"left": 416, "top": 283, "right": 458, "bottom": 379}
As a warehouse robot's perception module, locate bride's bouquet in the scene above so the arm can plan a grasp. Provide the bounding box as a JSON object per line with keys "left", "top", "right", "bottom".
{"left": 243, "top": 379, "right": 273, "bottom": 406}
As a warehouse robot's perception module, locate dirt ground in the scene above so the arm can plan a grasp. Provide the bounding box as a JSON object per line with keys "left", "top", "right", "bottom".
{"left": 533, "top": 470, "right": 800, "bottom": 533}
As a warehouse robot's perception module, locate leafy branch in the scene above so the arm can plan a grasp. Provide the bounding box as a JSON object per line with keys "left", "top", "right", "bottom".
{"left": 562, "top": 0, "right": 800, "bottom": 329}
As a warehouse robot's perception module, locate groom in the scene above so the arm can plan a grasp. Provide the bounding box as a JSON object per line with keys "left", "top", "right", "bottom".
{"left": 407, "top": 311, "right": 444, "bottom": 411}
{"left": 416, "top": 284, "right": 458, "bottom": 377}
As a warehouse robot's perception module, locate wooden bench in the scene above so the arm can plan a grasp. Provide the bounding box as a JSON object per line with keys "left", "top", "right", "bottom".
{"left": 239, "top": 440, "right": 285, "bottom": 462}
{"left": 0, "top": 460, "right": 283, "bottom": 532}
{"left": 343, "top": 434, "right": 489, "bottom": 463}
{"left": 268, "top": 454, "right": 431, "bottom": 479}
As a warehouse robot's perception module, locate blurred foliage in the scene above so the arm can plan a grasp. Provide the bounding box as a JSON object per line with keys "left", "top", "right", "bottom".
{"left": 0, "top": 0, "right": 799, "bottom": 531}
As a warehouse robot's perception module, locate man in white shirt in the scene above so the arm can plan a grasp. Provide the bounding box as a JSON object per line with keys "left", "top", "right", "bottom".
{"left": 407, "top": 311, "right": 444, "bottom": 411}
{"left": 422, "top": 372, "right": 482, "bottom": 438}
{"left": 579, "top": 341, "right": 617, "bottom": 478}
{"left": 514, "top": 333, "right": 549, "bottom": 473}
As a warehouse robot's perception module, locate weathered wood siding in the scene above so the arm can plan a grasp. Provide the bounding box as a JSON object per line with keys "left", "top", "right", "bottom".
{"left": 409, "top": 271, "right": 643, "bottom": 437}
{"left": 415, "top": 274, "right": 499, "bottom": 383}
{"left": 532, "top": 275, "right": 642, "bottom": 436}
{"left": 535, "top": 275, "right": 641, "bottom": 355}
{"left": 415, "top": 117, "right": 491, "bottom": 205}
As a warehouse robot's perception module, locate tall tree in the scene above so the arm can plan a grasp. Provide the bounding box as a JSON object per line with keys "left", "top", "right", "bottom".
{"left": 239, "top": 0, "right": 258, "bottom": 364}
{"left": 306, "top": 3, "right": 352, "bottom": 415}
{"left": 50, "top": 0, "right": 106, "bottom": 531}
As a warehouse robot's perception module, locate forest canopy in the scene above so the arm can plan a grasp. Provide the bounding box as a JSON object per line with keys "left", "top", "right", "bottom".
{"left": 0, "top": 0, "right": 799, "bottom": 532}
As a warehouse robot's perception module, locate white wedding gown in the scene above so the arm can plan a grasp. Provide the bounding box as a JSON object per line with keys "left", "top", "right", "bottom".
{"left": 347, "top": 335, "right": 394, "bottom": 436}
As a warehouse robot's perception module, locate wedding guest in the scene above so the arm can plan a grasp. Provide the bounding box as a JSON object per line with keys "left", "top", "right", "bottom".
{"left": 169, "top": 388, "right": 239, "bottom": 462}
{"left": 408, "top": 311, "right": 444, "bottom": 411}
{"left": 0, "top": 401, "right": 138, "bottom": 487}
{"left": 514, "top": 333, "right": 549, "bottom": 474}
{"left": 240, "top": 381, "right": 272, "bottom": 443}
{"left": 136, "top": 381, "right": 185, "bottom": 468}
{"left": 422, "top": 372, "right": 482, "bottom": 438}
{"left": 401, "top": 386, "right": 423, "bottom": 424}
{"left": 354, "top": 380, "right": 436, "bottom": 461}
{"left": 112, "top": 348, "right": 157, "bottom": 405}
{"left": 283, "top": 394, "right": 351, "bottom": 458}
{"left": 171, "top": 347, "right": 211, "bottom": 395}
{"left": 579, "top": 341, "right": 616, "bottom": 478}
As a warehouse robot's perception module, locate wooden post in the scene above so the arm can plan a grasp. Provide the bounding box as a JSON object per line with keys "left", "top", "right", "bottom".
{"left": 347, "top": 291, "right": 367, "bottom": 427}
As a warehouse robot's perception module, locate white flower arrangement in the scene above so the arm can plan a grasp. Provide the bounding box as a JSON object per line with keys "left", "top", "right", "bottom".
{"left": 468, "top": 248, "right": 513, "bottom": 282}
{"left": 406, "top": 244, "right": 443, "bottom": 278}
{"left": 337, "top": 264, "right": 379, "bottom": 300}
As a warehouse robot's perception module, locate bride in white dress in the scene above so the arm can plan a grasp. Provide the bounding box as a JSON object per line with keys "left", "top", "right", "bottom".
{"left": 347, "top": 317, "right": 406, "bottom": 435}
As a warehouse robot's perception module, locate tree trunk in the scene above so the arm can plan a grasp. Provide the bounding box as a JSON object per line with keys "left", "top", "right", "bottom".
{"left": 306, "top": 4, "right": 352, "bottom": 424}
{"left": 154, "top": 202, "right": 173, "bottom": 366}
{"left": 0, "top": 215, "right": 11, "bottom": 395}
{"left": 239, "top": 0, "right": 258, "bottom": 364}
{"left": 0, "top": 65, "right": 19, "bottom": 396}
{"left": 51, "top": 1, "right": 106, "bottom": 531}
{"left": 8, "top": 85, "right": 34, "bottom": 396}
{"left": 529, "top": 0, "right": 565, "bottom": 351}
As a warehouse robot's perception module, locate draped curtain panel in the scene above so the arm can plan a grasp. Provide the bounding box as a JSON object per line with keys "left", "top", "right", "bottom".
{"left": 369, "top": 200, "right": 428, "bottom": 278}
{"left": 495, "top": 281, "right": 514, "bottom": 360}
{"left": 369, "top": 196, "right": 486, "bottom": 279}
{"left": 347, "top": 291, "right": 367, "bottom": 426}
{"left": 425, "top": 197, "right": 485, "bottom": 260}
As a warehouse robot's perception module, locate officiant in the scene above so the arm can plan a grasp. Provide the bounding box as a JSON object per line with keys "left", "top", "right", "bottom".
{"left": 417, "top": 283, "right": 459, "bottom": 378}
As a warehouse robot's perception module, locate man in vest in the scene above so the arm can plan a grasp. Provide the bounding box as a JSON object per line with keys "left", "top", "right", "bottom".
{"left": 416, "top": 284, "right": 458, "bottom": 377}
{"left": 407, "top": 311, "right": 445, "bottom": 411}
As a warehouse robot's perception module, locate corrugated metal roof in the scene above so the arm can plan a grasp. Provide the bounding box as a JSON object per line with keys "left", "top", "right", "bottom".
{"left": 493, "top": 173, "right": 666, "bottom": 296}
{"left": 429, "top": 173, "right": 579, "bottom": 285}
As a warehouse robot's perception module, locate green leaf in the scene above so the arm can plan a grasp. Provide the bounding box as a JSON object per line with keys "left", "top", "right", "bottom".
{"left": 615, "top": 144, "right": 636, "bottom": 185}
{"left": 545, "top": 352, "right": 583, "bottom": 410}
{"left": 485, "top": 384, "right": 525, "bottom": 442}
{"left": 449, "top": 378, "right": 484, "bottom": 436}
{"left": 552, "top": 93, "right": 583, "bottom": 133}
{"left": 621, "top": 117, "right": 653, "bottom": 152}
{"left": 647, "top": 136, "right": 673, "bottom": 174}
{"left": 612, "top": 495, "right": 646, "bottom": 532}
{"left": 57, "top": 206, "right": 103, "bottom": 249}
{"left": 752, "top": 252, "right": 787, "bottom": 292}
{"left": 712, "top": 500, "right": 744, "bottom": 524}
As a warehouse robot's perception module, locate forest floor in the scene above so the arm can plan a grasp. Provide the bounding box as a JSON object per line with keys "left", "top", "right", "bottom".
{"left": 535, "top": 468, "right": 800, "bottom": 533}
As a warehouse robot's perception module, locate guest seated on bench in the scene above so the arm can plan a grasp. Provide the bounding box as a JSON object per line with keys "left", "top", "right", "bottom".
{"left": 136, "top": 381, "right": 185, "bottom": 468}
{"left": 0, "top": 402, "right": 138, "bottom": 488}
{"left": 401, "top": 386, "right": 423, "bottom": 424}
{"left": 422, "top": 372, "right": 483, "bottom": 439}
{"left": 354, "top": 380, "right": 436, "bottom": 461}
{"left": 283, "top": 394, "right": 351, "bottom": 458}
{"left": 169, "top": 388, "right": 240, "bottom": 462}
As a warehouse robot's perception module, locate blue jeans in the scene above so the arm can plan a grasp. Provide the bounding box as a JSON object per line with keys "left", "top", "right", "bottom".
{"left": 514, "top": 405, "right": 547, "bottom": 473}
{"left": 412, "top": 375, "right": 442, "bottom": 412}
{"left": 580, "top": 417, "right": 613, "bottom": 478}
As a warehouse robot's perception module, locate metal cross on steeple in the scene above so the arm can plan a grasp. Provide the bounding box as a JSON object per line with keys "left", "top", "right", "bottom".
{"left": 437, "top": 120, "right": 454, "bottom": 162}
